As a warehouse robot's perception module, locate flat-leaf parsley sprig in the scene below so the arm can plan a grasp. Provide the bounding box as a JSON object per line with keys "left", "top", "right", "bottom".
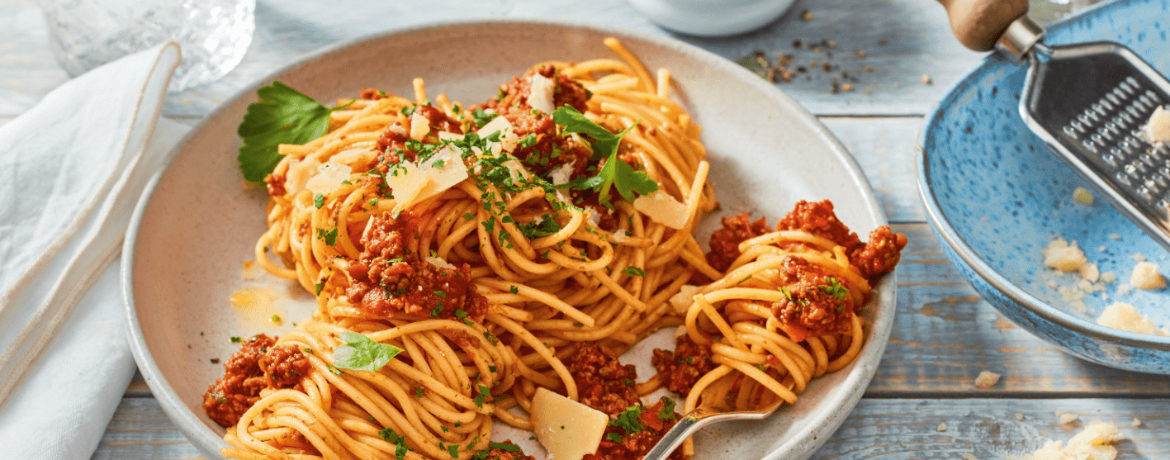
{"left": 551, "top": 106, "right": 658, "bottom": 207}
{"left": 331, "top": 331, "right": 403, "bottom": 372}
{"left": 237, "top": 82, "right": 353, "bottom": 182}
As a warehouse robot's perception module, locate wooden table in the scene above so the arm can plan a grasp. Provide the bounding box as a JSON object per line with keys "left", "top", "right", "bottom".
{"left": 2, "top": 0, "right": 1167, "bottom": 458}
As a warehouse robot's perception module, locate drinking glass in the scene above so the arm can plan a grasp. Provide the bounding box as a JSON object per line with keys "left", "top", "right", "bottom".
{"left": 39, "top": 0, "right": 256, "bottom": 92}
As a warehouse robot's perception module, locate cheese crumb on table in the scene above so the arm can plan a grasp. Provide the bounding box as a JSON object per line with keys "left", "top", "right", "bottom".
{"left": 974, "top": 370, "right": 1001, "bottom": 389}
{"left": 1097, "top": 302, "right": 1169, "bottom": 336}
{"left": 1012, "top": 421, "right": 1122, "bottom": 460}
{"left": 1016, "top": 413, "right": 1025, "bottom": 421}
{"left": 1131, "top": 417, "right": 1141, "bottom": 427}
{"left": 1056, "top": 410, "right": 1079, "bottom": 425}
{"left": 937, "top": 422, "right": 947, "bottom": 432}
{"left": 1130, "top": 261, "right": 1166, "bottom": 289}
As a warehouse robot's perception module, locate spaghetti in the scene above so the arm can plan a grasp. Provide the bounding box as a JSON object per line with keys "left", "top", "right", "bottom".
{"left": 203, "top": 37, "right": 906, "bottom": 460}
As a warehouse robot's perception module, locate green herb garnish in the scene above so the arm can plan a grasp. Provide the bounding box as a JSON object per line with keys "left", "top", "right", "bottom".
{"left": 237, "top": 82, "right": 352, "bottom": 182}
{"left": 332, "top": 331, "right": 403, "bottom": 372}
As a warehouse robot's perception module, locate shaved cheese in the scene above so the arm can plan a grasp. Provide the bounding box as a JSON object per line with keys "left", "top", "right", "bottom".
{"left": 409, "top": 111, "right": 429, "bottom": 141}
{"left": 305, "top": 161, "right": 352, "bottom": 196}
{"left": 284, "top": 156, "right": 321, "bottom": 195}
{"left": 528, "top": 73, "right": 557, "bottom": 114}
{"left": 633, "top": 190, "right": 690, "bottom": 230}
{"left": 586, "top": 209, "right": 601, "bottom": 227}
{"left": 426, "top": 256, "right": 456, "bottom": 270}
{"left": 669, "top": 284, "right": 701, "bottom": 315}
{"left": 388, "top": 124, "right": 407, "bottom": 136}
{"left": 1144, "top": 105, "right": 1170, "bottom": 144}
{"left": 530, "top": 388, "right": 607, "bottom": 460}
{"left": 412, "top": 146, "right": 469, "bottom": 204}
{"left": 477, "top": 116, "right": 515, "bottom": 154}
{"left": 386, "top": 161, "right": 430, "bottom": 213}
{"left": 1043, "top": 239, "right": 1086, "bottom": 272}
{"left": 610, "top": 230, "right": 628, "bottom": 243}
{"left": 331, "top": 147, "right": 376, "bottom": 167}
{"left": 549, "top": 162, "right": 575, "bottom": 186}
{"left": 437, "top": 131, "right": 461, "bottom": 142}
{"left": 386, "top": 146, "right": 469, "bottom": 213}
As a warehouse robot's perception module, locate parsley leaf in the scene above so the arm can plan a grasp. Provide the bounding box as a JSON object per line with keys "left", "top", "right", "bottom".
{"left": 316, "top": 228, "right": 338, "bottom": 246}
{"left": 489, "top": 442, "right": 520, "bottom": 452}
{"left": 551, "top": 106, "right": 656, "bottom": 207}
{"left": 471, "top": 107, "right": 498, "bottom": 128}
{"left": 609, "top": 405, "right": 645, "bottom": 434}
{"left": 314, "top": 193, "right": 325, "bottom": 209}
{"left": 657, "top": 397, "right": 677, "bottom": 420}
{"left": 332, "top": 331, "right": 403, "bottom": 372}
{"left": 237, "top": 81, "right": 351, "bottom": 182}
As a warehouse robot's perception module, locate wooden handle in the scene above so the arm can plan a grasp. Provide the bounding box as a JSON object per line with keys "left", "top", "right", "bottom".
{"left": 937, "top": 0, "right": 1028, "bottom": 51}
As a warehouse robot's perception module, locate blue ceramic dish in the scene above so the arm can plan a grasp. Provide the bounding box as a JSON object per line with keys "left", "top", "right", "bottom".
{"left": 919, "top": 0, "right": 1170, "bottom": 374}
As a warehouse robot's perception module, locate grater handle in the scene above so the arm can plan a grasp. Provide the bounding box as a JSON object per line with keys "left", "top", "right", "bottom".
{"left": 936, "top": 0, "right": 1028, "bottom": 51}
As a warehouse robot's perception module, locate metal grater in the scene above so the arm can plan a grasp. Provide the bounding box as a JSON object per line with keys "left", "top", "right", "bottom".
{"left": 1001, "top": 17, "right": 1170, "bottom": 251}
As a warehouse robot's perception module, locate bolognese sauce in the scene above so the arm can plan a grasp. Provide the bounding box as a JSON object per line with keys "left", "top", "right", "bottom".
{"left": 651, "top": 335, "right": 716, "bottom": 395}
{"left": 202, "top": 334, "right": 309, "bottom": 427}
{"left": 345, "top": 211, "right": 488, "bottom": 323}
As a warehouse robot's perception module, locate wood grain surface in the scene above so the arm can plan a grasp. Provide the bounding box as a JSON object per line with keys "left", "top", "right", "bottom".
{"left": 2, "top": 0, "right": 1167, "bottom": 458}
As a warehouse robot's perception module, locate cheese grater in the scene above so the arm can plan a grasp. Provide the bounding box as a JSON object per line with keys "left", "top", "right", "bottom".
{"left": 938, "top": 0, "right": 1170, "bottom": 251}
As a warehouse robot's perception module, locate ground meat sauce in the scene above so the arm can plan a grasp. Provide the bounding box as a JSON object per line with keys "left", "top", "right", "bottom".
{"left": 651, "top": 335, "right": 716, "bottom": 395}
{"left": 705, "top": 214, "right": 771, "bottom": 272}
{"left": 345, "top": 211, "right": 489, "bottom": 322}
{"left": 471, "top": 65, "right": 595, "bottom": 179}
{"left": 776, "top": 200, "right": 862, "bottom": 249}
{"left": 374, "top": 104, "right": 463, "bottom": 165}
{"left": 850, "top": 226, "right": 908, "bottom": 281}
{"left": 771, "top": 256, "right": 856, "bottom": 342}
{"left": 568, "top": 344, "right": 641, "bottom": 415}
{"left": 566, "top": 345, "right": 687, "bottom": 460}
{"left": 202, "top": 334, "right": 309, "bottom": 427}
{"left": 586, "top": 397, "right": 685, "bottom": 460}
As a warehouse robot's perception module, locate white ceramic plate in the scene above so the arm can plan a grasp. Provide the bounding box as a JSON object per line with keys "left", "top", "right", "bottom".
{"left": 123, "top": 19, "right": 896, "bottom": 460}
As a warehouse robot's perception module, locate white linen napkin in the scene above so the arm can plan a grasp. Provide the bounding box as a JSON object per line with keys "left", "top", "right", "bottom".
{"left": 0, "top": 42, "right": 188, "bottom": 459}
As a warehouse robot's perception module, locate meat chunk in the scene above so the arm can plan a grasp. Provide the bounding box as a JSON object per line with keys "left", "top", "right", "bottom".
{"left": 566, "top": 344, "right": 641, "bottom": 416}
{"left": 202, "top": 335, "right": 309, "bottom": 427}
{"left": 651, "top": 335, "right": 716, "bottom": 395}
{"left": 776, "top": 200, "right": 861, "bottom": 249}
{"left": 344, "top": 212, "right": 488, "bottom": 322}
{"left": 849, "top": 226, "right": 908, "bottom": 281}
{"left": 586, "top": 397, "right": 685, "bottom": 460}
{"left": 705, "top": 214, "right": 771, "bottom": 272}
{"left": 771, "top": 257, "right": 855, "bottom": 342}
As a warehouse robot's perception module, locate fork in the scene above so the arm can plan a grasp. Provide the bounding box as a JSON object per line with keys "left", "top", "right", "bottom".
{"left": 641, "top": 398, "right": 785, "bottom": 460}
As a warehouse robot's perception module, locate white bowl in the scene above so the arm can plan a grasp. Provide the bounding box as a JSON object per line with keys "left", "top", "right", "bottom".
{"left": 627, "top": 0, "right": 796, "bottom": 37}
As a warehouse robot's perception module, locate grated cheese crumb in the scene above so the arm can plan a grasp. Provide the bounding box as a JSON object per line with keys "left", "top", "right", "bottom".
{"left": 1144, "top": 105, "right": 1170, "bottom": 143}
{"left": 1017, "top": 421, "right": 1122, "bottom": 460}
{"left": 1043, "top": 239, "right": 1087, "bottom": 272}
{"left": 1016, "top": 413, "right": 1024, "bottom": 421}
{"left": 1109, "top": 233, "right": 1121, "bottom": 240}
{"left": 937, "top": 422, "right": 947, "bottom": 432}
{"left": 1097, "top": 302, "right": 1169, "bottom": 336}
{"left": 961, "top": 454, "right": 976, "bottom": 460}
{"left": 1079, "top": 262, "right": 1099, "bottom": 282}
{"left": 1130, "top": 253, "right": 1147, "bottom": 262}
{"left": 1130, "top": 261, "right": 1166, "bottom": 289}
{"left": 1131, "top": 417, "right": 1141, "bottom": 427}
{"left": 1058, "top": 411, "right": 1079, "bottom": 425}
{"left": 974, "top": 370, "right": 1001, "bottom": 389}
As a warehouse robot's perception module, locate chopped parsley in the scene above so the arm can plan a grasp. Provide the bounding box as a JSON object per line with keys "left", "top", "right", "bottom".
{"left": 447, "top": 444, "right": 459, "bottom": 457}
{"left": 622, "top": 266, "right": 646, "bottom": 277}
{"left": 315, "top": 227, "right": 338, "bottom": 246}
{"left": 605, "top": 432, "right": 623, "bottom": 442}
{"left": 609, "top": 405, "right": 646, "bottom": 435}
{"left": 657, "top": 397, "right": 677, "bottom": 420}
{"left": 817, "top": 276, "right": 849, "bottom": 310}
{"left": 270, "top": 314, "right": 281, "bottom": 323}
{"left": 489, "top": 442, "right": 520, "bottom": 452}
{"left": 229, "top": 336, "right": 241, "bottom": 343}
{"left": 471, "top": 107, "right": 498, "bottom": 128}
{"left": 332, "top": 331, "right": 403, "bottom": 372}
{"left": 237, "top": 81, "right": 353, "bottom": 182}
{"left": 313, "top": 193, "right": 325, "bottom": 208}
{"left": 508, "top": 286, "right": 519, "bottom": 294}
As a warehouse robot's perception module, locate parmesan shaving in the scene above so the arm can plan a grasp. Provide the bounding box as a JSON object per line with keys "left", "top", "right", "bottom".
{"left": 549, "top": 162, "right": 575, "bottom": 186}
{"left": 669, "top": 285, "right": 701, "bottom": 315}
{"left": 633, "top": 190, "right": 690, "bottom": 230}
{"left": 527, "top": 73, "right": 557, "bottom": 114}
{"left": 412, "top": 146, "right": 469, "bottom": 205}
{"left": 284, "top": 156, "right": 321, "bottom": 195}
{"left": 1042, "top": 239, "right": 1086, "bottom": 272}
{"left": 1011, "top": 421, "right": 1121, "bottom": 460}
{"left": 426, "top": 256, "right": 456, "bottom": 270}
{"left": 305, "top": 161, "right": 352, "bottom": 196}
{"left": 409, "top": 111, "right": 429, "bottom": 141}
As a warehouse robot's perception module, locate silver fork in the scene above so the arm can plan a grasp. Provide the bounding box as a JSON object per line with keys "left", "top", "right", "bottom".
{"left": 641, "top": 398, "right": 784, "bottom": 460}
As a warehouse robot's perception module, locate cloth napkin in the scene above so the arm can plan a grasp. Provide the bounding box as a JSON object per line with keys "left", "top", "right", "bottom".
{"left": 0, "top": 42, "right": 188, "bottom": 459}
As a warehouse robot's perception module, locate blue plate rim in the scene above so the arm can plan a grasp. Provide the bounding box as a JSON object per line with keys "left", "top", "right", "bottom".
{"left": 916, "top": 0, "right": 1170, "bottom": 352}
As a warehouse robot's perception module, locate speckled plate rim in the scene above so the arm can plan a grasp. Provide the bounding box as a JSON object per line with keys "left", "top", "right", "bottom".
{"left": 122, "top": 17, "right": 896, "bottom": 460}
{"left": 916, "top": 0, "right": 1170, "bottom": 352}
